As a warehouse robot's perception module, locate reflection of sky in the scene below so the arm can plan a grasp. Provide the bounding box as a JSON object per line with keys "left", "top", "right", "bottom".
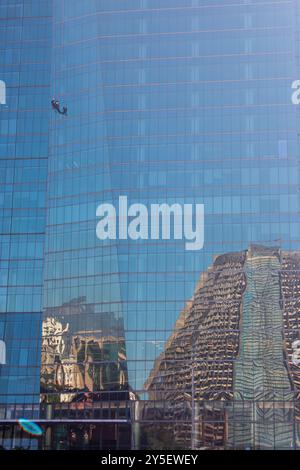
{"left": 47, "top": 2, "right": 300, "bottom": 393}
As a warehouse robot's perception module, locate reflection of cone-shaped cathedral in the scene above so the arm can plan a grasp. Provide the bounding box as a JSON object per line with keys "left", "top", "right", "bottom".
{"left": 145, "top": 245, "right": 300, "bottom": 450}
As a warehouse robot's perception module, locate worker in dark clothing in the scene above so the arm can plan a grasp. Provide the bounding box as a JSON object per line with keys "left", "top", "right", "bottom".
{"left": 51, "top": 98, "right": 59, "bottom": 110}
{"left": 51, "top": 99, "right": 68, "bottom": 116}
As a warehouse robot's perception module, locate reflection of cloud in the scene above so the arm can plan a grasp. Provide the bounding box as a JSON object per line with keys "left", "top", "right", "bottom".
{"left": 149, "top": 341, "right": 163, "bottom": 350}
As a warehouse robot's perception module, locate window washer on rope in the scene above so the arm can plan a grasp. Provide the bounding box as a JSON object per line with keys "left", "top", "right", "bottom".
{"left": 51, "top": 98, "right": 67, "bottom": 116}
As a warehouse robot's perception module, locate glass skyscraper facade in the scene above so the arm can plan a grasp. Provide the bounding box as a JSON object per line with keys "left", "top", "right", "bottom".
{"left": 0, "top": 0, "right": 51, "bottom": 450}
{"left": 1, "top": 0, "right": 300, "bottom": 450}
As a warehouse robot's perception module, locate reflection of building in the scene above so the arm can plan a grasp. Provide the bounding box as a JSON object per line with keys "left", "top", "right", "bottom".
{"left": 41, "top": 297, "right": 129, "bottom": 397}
{"left": 281, "top": 253, "right": 300, "bottom": 427}
{"left": 146, "top": 246, "right": 300, "bottom": 450}
{"left": 41, "top": 321, "right": 128, "bottom": 397}
{"left": 40, "top": 297, "right": 131, "bottom": 449}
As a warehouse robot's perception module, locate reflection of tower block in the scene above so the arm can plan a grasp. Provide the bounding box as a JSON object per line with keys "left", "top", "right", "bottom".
{"left": 199, "top": 404, "right": 227, "bottom": 449}
{"left": 73, "top": 338, "right": 102, "bottom": 392}
{"left": 40, "top": 347, "right": 58, "bottom": 390}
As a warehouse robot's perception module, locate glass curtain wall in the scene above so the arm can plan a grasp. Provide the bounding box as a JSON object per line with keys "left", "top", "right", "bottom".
{"left": 0, "top": 0, "right": 52, "bottom": 450}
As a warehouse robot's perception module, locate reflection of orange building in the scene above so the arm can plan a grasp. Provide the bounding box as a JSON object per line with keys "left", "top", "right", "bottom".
{"left": 41, "top": 321, "right": 128, "bottom": 400}
{"left": 40, "top": 297, "right": 131, "bottom": 450}
{"left": 41, "top": 296, "right": 129, "bottom": 402}
{"left": 146, "top": 246, "right": 300, "bottom": 450}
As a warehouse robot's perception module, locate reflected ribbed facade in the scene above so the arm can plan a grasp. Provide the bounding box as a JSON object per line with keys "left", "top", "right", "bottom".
{"left": 146, "top": 245, "right": 300, "bottom": 449}
{"left": 1, "top": 0, "right": 300, "bottom": 450}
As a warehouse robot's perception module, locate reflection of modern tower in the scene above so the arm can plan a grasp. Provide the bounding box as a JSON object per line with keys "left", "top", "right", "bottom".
{"left": 146, "top": 246, "right": 300, "bottom": 450}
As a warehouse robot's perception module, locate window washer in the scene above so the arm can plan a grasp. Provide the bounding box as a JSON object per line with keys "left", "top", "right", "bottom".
{"left": 51, "top": 98, "right": 60, "bottom": 111}
{"left": 51, "top": 99, "right": 67, "bottom": 116}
